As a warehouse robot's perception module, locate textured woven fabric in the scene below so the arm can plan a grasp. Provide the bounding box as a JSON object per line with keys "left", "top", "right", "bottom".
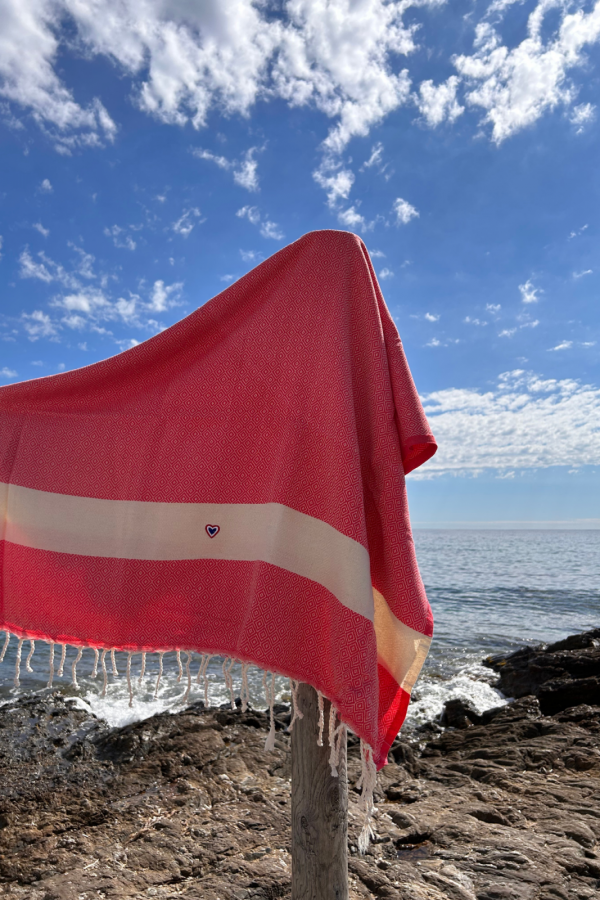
{"left": 0, "top": 230, "right": 436, "bottom": 767}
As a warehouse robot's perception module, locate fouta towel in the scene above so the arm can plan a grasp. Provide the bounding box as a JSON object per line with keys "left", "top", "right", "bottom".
{"left": 0, "top": 229, "right": 435, "bottom": 769}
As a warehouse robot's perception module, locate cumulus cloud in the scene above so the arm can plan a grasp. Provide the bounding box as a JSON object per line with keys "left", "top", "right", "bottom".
{"left": 39, "top": 179, "right": 53, "bottom": 192}
{"left": 33, "top": 222, "right": 50, "bottom": 237}
{"left": 414, "top": 369, "right": 600, "bottom": 476}
{"left": 0, "top": 367, "right": 17, "bottom": 378}
{"left": 393, "top": 197, "right": 419, "bottom": 225}
{"left": 573, "top": 268, "right": 592, "bottom": 278}
{"left": 464, "top": 316, "right": 487, "bottom": 325}
{"left": 193, "top": 146, "right": 260, "bottom": 191}
{"left": 337, "top": 206, "right": 373, "bottom": 233}
{"left": 425, "top": 312, "right": 440, "bottom": 322}
{"left": 148, "top": 279, "right": 183, "bottom": 313}
{"left": 454, "top": 2, "right": 600, "bottom": 144}
{"left": 0, "top": 0, "right": 423, "bottom": 154}
{"left": 172, "top": 208, "right": 202, "bottom": 238}
{"left": 19, "top": 248, "right": 79, "bottom": 288}
{"left": 22, "top": 309, "right": 58, "bottom": 340}
{"left": 104, "top": 225, "right": 137, "bottom": 250}
{"left": 379, "top": 267, "right": 394, "bottom": 279}
{"left": 570, "top": 101, "right": 596, "bottom": 132}
{"left": 548, "top": 340, "right": 573, "bottom": 350}
{"left": 519, "top": 279, "right": 541, "bottom": 304}
{"left": 237, "top": 205, "right": 283, "bottom": 240}
{"left": 417, "top": 75, "right": 464, "bottom": 127}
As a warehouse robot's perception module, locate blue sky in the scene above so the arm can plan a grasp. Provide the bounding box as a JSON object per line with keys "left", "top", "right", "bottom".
{"left": 0, "top": 0, "right": 599, "bottom": 526}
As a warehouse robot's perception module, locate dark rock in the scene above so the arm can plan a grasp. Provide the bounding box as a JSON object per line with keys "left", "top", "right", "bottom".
{"left": 441, "top": 698, "right": 481, "bottom": 729}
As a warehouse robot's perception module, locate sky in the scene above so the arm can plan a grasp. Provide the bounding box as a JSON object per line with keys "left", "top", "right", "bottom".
{"left": 0, "top": 0, "right": 599, "bottom": 527}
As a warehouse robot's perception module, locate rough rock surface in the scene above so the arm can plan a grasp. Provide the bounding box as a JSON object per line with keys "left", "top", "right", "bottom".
{"left": 0, "top": 632, "right": 598, "bottom": 899}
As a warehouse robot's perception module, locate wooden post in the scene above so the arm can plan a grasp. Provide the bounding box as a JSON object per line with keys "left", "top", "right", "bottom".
{"left": 291, "top": 682, "right": 348, "bottom": 900}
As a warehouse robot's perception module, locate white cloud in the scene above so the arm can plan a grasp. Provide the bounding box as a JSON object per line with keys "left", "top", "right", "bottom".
{"left": 393, "top": 197, "right": 419, "bottom": 225}
{"left": 337, "top": 206, "right": 371, "bottom": 233}
{"left": 569, "top": 224, "right": 588, "bottom": 239}
{"left": 454, "top": 3, "right": 600, "bottom": 144}
{"left": 415, "top": 369, "right": 600, "bottom": 476}
{"left": 519, "top": 279, "right": 541, "bottom": 304}
{"left": 172, "top": 208, "right": 202, "bottom": 238}
{"left": 362, "top": 142, "right": 384, "bottom": 169}
{"left": 369, "top": 249, "right": 385, "bottom": 258}
{"left": 193, "top": 146, "right": 260, "bottom": 191}
{"left": 417, "top": 75, "right": 464, "bottom": 127}
{"left": 33, "top": 222, "right": 50, "bottom": 237}
{"left": 148, "top": 279, "right": 183, "bottom": 313}
{"left": 220, "top": 274, "right": 235, "bottom": 283}
{"left": 22, "top": 309, "right": 58, "bottom": 340}
{"left": 0, "top": 367, "right": 17, "bottom": 378}
{"left": 39, "top": 179, "right": 53, "bottom": 193}
{"left": 379, "top": 267, "right": 394, "bottom": 279}
{"left": 582, "top": 341, "right": 596, "bottom": 348}
{"left": 237, "top": 205, "right": 261, "bottom": 226}
{"left": 19, "top": 248, "right": 79, "bottom": 288}
{"left": 1, "top": 1, "right": 422, "bottom": 155}
{"left": 240, "top": 250, "right": 261, "bottom": 263}
{"left": 427, "top": 337, "right": 441, "bottom": 347}
{"left": 499, "top": 328, "right": 517, "bottom": 337}
{"left": 104, "top": 225, "right": 137, "bottom": 250}
{"left": 313, "top": 160, "right": 355, "bottom": 209}
{"left": 425, "top": 313, "right": 440, "bottom": 322}
{"left": 486, "top": 303, "right": 501, "bottom": 313}
{"left": 548, "top": 340, "right": 573, "bottom": 350}
{"left": 573, "top": 268, "right": 592, "bottom": 278}
{"left": 570, "top": 101, "right": 596, "bottom": 132}
{"left": 237, "top": 206, "right": 283, "bottom": 240}
{"left": 464, "top": 316, "right": 487, "bottom": 325}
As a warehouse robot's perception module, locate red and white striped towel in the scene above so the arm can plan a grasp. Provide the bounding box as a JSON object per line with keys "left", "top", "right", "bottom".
{"left": 0, "top": 230, "right": 436, "bottom": 768}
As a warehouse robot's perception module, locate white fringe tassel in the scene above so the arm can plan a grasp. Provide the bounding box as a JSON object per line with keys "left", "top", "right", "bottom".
{"left": 111, "top": 649, "right": 118, "bottom": 677}
{"left": 57, "top": 644, "right": 66, "bottom": 677}
{"left": 356, "top": 739, "right": 378, "bottom": 855}
{"left": 182, "top": 651, "right": 192, "bottom": 705}
{"left": 100, "top": 649, "right": 108, "bottom": 698}
{"left": 240, "top": 662, "right": 250, "bottom": 712}
{"left": 263, "top": 671, "right": 276, "bottom": 751}
{"left": 328, "top": 704, "right": 346, "bottom": 777}
{"left": 71, "top": 646, "right": 83, "bottom": 688}
{"left": 0, "top": 631, "right": 9, "bottom": 663}
{"left": 126, "top": 652, "right": 134, "bottom": 707}
{"left": 92, "top": 648, "right": 99, "bottom": 678}
{"left": 138, "top": 651, "right": 146, "bottom": 686}
{"left": 316, "top": 690, "right": 325, "bottom": 746}
{"left": 47, "top": 641, "right": 55, "bottom": 689}
{"left": 14, "top": 638, "right": 24, "bottom": 687}
{"left": 287, "top": 679, "right": 304, "bottom": 732}
{"left": 25, "top": 640, "right": 35, "bottom": 673}
{"left": 223, "top": 657, "right": 236, "bottom": 709}
{"left": 153, "top": 651, "right": 164, "bottom": 700}
{"left": 176, "top": 650, "right": 183, "bottom": 683}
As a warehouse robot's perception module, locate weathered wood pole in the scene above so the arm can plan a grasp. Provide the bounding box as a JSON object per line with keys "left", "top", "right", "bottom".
{"left": 291, "top": 682, "right": 348, "bottom": 900}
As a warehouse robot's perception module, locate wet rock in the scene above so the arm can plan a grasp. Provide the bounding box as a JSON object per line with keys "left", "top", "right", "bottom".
{"left": 0, "top": 631, "right": 599, "bottom": 899}
{"left": 440, "top": 697, "right": 481, "bottom": 729}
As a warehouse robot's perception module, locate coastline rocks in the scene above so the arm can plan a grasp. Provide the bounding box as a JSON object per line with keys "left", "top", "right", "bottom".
{"left": 0, "top": 631, "right": 598, "bottom": 899}
{"left": 485, "top": 627, "right": 600, "bottom": 715}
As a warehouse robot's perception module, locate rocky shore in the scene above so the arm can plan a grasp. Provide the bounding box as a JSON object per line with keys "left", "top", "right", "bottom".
{"left": 0, "top": 629, "right": 598, "bottom": 900}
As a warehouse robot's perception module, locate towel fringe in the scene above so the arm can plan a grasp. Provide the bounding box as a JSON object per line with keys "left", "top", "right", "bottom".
{"left": 71, "top": 646, "right": 83, "bottom": 689}
{"left": 57, "top": 643, "right": 66, "bottom": 677}
{"left": 153, "top": 650, "right": 165, "bottom": 700}
{"left": 263, "top": 671, "right": 276, "bottom": 751}
{"left": 126, "top": 652, "right": 134, "bottom": 707}
{"left": 287, "top": 679, "right": 304, "bottom": 733}
{"left": 25, "top": 640, "right": 35, "bottom": 674}
{"left": 357, "top": 739, "right": 377, "bottom": 855}
{"left": 0, "top": 627, "right": 381, "bottom": 837}
{"left": 47, "top": 641, "right": 55, "bottom": 688}
{"left": 0, "top": 631, "right": 9, "bottom": 663}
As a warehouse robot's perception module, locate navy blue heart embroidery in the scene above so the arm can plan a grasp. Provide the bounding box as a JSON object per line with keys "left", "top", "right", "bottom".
{"left": 205, "top": 524, "right": 220, "bottom": 538}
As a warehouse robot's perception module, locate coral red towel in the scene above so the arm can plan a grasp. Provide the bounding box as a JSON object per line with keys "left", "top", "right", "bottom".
{"left": 0, "top": 230, "right": 435, "bottom": 768}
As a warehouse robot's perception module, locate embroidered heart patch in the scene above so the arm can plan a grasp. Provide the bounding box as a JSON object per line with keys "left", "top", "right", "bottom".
{"left": 205, "top": 524, "right": 220, "bottom": 538}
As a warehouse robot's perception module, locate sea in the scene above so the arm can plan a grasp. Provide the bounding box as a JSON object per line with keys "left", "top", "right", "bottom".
{"left": 1, "top": 530, "right": 598, "bottom": 735}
